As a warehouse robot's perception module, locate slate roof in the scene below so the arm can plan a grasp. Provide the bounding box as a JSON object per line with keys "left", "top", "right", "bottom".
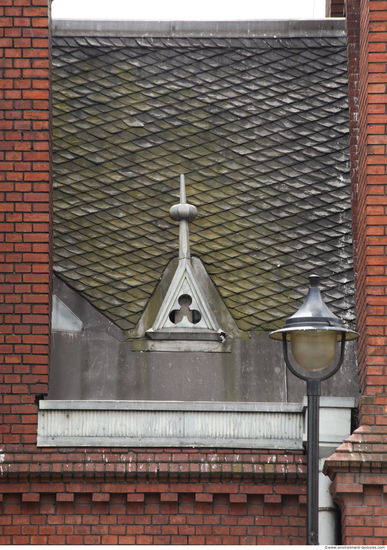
{"left": 52, "top": 22, "right": 355, "bottom": 334}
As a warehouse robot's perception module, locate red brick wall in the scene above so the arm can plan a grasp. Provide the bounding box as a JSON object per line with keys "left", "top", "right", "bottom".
{"left": 0, "top": 487, "right": 306, "bottom": 545}
{"left": 329, "top": 463, "right": 387, "bottom": 545}
{"left": 347, "top": 0, "right": 360, "bottom": 303}
{"left": 342, "top": 486, "right": 386, "bottom": 544}
{"left": 355, "top": 0, "right": 369, "bottom": 415}
{"left": 326, "top": 0, "right": 346, "bottom": 17}
{"left": 0, "top": 448, "right": 307, "bottom": 545}
{"left": 0, "top": 0, "right": 52, "bottom": 450}
{"left": 325, "top": 1, "right": 387, "bottom": 545}
{"left": 354, "top": 0, "right": 387, "bottom": 424}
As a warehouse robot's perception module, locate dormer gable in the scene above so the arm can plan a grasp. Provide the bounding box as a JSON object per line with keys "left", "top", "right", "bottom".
{"left": 146, "top": 175, "right": 226, "bottom": 344}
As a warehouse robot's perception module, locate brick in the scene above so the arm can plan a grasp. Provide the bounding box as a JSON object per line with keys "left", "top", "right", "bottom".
{"left": 56, "top": 494, "right": 74, "bottom": 502}
{"left": 230, "top": 494, "right": 247, "bottom": 503}
{"left": 161, "top": 493, "right": 178, "bottom": 502}
{"left": 21, "top": 494, "right": 39, "bottom": 502}
{"left": 127, "top": 494, "right": 145, "bottom": 502}
{"left": 92, "top": 494, "right": 110, "bottom": 502}
{"left": 264, "top": 495, "right": 282, "bottom": 503}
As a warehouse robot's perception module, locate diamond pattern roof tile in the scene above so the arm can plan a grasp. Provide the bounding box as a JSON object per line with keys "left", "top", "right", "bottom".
{"left": 52, "top": 33, "right": 354, "bottom": 333}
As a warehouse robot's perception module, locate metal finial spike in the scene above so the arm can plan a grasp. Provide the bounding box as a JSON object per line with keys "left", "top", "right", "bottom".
{"left": 180, "top": 174, "right": 186, "bottom": 204}
{"left": 169, "top": 175, "right": 197, "bottom": 223}
{"left": 169, "top": 175, "right": 197, "bottom": 261}
{"left": 309, "top": 275, "right": 320, "bottom": 287}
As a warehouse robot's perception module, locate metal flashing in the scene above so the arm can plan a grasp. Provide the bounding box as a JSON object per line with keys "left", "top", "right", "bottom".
{"left": 39, "top": 400, "right": 304, "bottom": 412}
{"left": 37, "top": 400, "right": 304, "bottom": 448}
{"left": 51, "top": 295, "right": 83, "bottom": 332}
{"left": 302, "top": 397, "right": 355, "bottom": 458}
{"left": 37, "top": 399, "right": 354, "bottom": 449}
{"left": 52, "top": 19, "right": 346, "bottom": 38}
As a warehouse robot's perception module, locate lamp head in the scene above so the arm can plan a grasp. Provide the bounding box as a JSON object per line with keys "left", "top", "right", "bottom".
{"left": 269, "top": 275, "right": 359, "bottom": 372}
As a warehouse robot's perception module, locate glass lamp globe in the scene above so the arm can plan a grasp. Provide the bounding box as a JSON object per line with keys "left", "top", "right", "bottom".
{"left": 290, "top": 329, "right": 338, "bottom": 371}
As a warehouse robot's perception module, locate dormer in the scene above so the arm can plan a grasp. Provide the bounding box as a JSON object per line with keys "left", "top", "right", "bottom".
{"left": 146, "top": 175, "right": 226, "bottom": 344}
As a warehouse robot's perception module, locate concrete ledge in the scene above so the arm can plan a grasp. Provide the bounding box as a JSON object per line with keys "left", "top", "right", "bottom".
{"left": 52, "top": 19, "right": 346, "bottom": 38}
{"left": 37, "top": 436, "right": 303, "bottom": 449}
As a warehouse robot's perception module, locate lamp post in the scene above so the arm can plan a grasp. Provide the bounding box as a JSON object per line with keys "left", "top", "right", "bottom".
{"left": 269, "top": 275, "right": 359, "bottom": 545}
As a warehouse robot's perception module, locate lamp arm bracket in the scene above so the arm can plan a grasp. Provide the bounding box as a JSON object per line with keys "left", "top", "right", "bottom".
{"left": 281, "top": 332, "right": 346, "bottom": 383}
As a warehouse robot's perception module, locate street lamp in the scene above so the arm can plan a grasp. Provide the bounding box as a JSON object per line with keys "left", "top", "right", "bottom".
{"left": 269, "top": 275, "right": 359, "bottom": 545}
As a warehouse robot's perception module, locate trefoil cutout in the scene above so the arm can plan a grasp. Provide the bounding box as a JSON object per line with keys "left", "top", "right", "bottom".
{"left": 146, "top": 175, "right": 225, "bottom": 342}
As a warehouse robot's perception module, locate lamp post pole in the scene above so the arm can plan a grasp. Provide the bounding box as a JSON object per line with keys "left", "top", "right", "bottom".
{"left": 271, "top": 275, "right": 359, "bottom": 545}
{"left": 306, "top": 379, "right": 320, "bottom": 545}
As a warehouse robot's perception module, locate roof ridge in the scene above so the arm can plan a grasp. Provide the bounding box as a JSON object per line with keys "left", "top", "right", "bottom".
{"left": 52, "top": 19, "right": 346, "bottom": 40}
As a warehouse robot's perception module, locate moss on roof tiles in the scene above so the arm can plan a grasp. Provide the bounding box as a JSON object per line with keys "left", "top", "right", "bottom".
{"left": 52, "top": 34, "right": 355, "bottom": 334}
